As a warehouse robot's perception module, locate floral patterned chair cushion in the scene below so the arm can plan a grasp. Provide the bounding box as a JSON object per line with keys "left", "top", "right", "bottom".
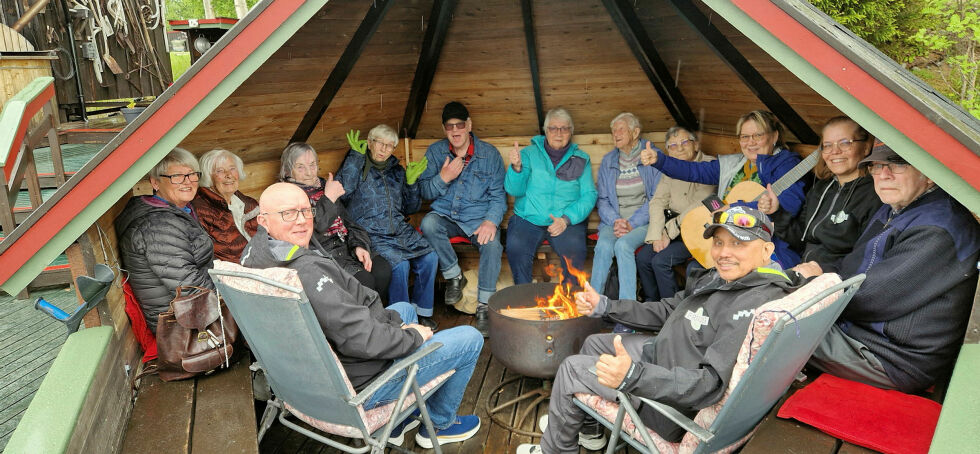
{"left": 212, "top": 260, "right": 455, "bottom": 439}
{"left": 574, "top": 273, "right": 844, "bottom": 454}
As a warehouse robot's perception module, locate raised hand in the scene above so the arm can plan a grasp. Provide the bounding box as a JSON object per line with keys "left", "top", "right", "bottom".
{"left": 596, "top": 335, "right": 633, "bottom": 389}
{"left": 405, "top": 157, "right": 428, "bottom": 185}
{"left": 575, "top": 281, "right": 600, "bottom": 316}
{"left": 509, "top": 141, "right": 522, "bottom": 171}
{"left": 547, "top": 214, "right": 567, "bottom": 236}
{"left": 757, "top": 184, "right": 780, "bottom": 215}
{"left": 439, "top": 155, "right": 465, "bottom": 183}
{"left": 640, "top": 141, "right": 658, "bottom": 166}
{"left": 323, "top": 172, "right": 345, "bottom": 202}
{"left": 346, "top": 129, "right": 367, "bottom": 154}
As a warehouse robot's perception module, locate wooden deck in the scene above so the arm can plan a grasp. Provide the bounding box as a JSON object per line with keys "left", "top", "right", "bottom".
{"left": 0, "top": 286, "right": 78, "bottom": 450}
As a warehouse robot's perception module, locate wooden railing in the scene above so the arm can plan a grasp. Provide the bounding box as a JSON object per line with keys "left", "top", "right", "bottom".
{"left": 0, "top": 76, "right": 65, "bottom": 235}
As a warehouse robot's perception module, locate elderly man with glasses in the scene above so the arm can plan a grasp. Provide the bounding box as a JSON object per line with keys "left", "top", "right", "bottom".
{"left": 518, "top": 206, "right": 806, "bottom": 454}
{"left": 417, "top": 101, "right": 507, "bottom": 337}
{"left": 795, "top": 140, "right": 980, "bottom": 393}
{"left": 242, "top": 183, "right": 484, "bottom": 448}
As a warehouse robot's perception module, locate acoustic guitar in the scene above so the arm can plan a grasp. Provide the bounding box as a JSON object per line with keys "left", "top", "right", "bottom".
{"left": 680, "top": 150, "right": 820, "bottom": 268}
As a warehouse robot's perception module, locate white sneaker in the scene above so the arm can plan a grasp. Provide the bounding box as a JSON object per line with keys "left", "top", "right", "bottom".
{"left": 538, "top": 414, "right": 548, "bottom": 432}
{"left": 516, "top": 443, "right": 543, "bottom": 454}
{"left": 387, "top": 418, "right": 420, "bottom": 446}
{"left": 578, "top": 431, "right": 608, "bottom": 451}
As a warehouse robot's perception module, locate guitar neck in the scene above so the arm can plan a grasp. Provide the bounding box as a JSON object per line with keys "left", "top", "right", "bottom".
{"left": 765, "top": 150, "right": 821, "bottom": 198}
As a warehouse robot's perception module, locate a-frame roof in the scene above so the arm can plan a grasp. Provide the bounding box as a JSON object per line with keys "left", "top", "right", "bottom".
{"left": 1, "top": 0, "right": 978, "bottom": 294}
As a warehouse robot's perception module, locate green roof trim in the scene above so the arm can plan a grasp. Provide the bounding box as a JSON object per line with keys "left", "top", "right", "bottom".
{"left": 704, "top": 0, "right": 980, "bottom": 213}
{"left": 930, "top": 344, "right": 980, "bottom": 452}
{"left": 0, "top": 0, "right": 330, "bottom": 294}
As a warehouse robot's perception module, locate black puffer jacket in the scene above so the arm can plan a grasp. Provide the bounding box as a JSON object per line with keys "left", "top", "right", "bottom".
{"left": 116, "top": 195, "right": 215, "bottom": 332}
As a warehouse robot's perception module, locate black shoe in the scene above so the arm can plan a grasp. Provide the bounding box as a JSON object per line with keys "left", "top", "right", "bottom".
{"left": 444, "top": 274, "right": 467, "bottom": 305}
{"left": 475, "top": 304, "right": 489, "bottom": 338}
{"left": 419, "top": 316, "right": 439, "bottom": 331}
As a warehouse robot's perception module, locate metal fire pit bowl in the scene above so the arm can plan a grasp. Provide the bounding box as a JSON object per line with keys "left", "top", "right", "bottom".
{"left": 485, "top": 283, "right": 603, "bottom": 436}
{"left": 489, "top": 282, "right": 603, "bottom": 379}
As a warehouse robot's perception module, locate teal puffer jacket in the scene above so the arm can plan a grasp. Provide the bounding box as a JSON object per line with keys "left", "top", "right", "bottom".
{"left": 504, "top": 135, "right": 598, "bottom": 226}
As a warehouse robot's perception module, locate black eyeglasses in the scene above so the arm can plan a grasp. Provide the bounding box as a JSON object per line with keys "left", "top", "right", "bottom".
{"left": 868, "top": 162, "right": 910, "bottom": 175}
{"left": 159, "top": 172, "right": 201, "bottom": 184}
{"left": 262, "top": 207, "right": 315, "bottom": 222}
{"left": 820, "top": 138, "right": 866, "bottom": 154}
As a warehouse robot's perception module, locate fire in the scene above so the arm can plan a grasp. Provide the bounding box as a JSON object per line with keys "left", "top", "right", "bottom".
{"left": 518, "top": 258, "right": 590, "bottom": 320}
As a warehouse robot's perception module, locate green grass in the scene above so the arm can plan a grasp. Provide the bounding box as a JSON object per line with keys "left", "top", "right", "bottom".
{"left": 170, "top": 51, "right": 191, "bottom": 80}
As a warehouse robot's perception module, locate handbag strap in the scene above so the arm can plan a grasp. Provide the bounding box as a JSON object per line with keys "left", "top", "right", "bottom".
{"left": 214, "top": 286, "right": 231, "bottom": 369}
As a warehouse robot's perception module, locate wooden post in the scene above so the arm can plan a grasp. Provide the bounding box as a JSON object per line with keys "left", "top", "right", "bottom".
{"left": 45, "top": 103, "right": 66, "bottom": 186}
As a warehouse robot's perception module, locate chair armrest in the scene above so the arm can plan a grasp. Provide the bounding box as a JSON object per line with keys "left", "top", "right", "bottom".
{"left": 349, "top": 342, "right": 444, "bottom": 406}
{"left": 632, "top": 393, "right": 714, "bottom": 442}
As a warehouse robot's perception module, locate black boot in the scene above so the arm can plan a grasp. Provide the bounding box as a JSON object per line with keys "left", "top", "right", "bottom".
{"left": 475, "top": 304, "right": 489, "bottom": 338}
{"left": 418, "top": 316, "right": 439, "bottom": 331}
{"left": 444, "top": 273, "right": 467, "bottom": 305}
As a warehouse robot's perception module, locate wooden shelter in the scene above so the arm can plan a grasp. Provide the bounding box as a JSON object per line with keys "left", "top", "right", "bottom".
{"left": 2, "top": 0, "right": 979, "bottom": 452}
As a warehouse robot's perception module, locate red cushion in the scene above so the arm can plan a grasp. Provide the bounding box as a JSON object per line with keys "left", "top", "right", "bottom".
{"left": 122, "top": 280, "right": 158, "bottom": 362}
{"left": 449, "top": 236, "right": 471, "bottom": 244}
{"left": 777, "top": 374, "right": 940, "bottom": 454}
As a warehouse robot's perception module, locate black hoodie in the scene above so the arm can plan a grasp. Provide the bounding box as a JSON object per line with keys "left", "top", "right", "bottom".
{"left": 240, "top": 227, "right": 423, "bottom": 390}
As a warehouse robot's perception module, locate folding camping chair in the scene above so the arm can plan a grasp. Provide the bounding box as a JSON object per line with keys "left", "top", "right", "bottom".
{"left": 209, "top": 261, "right": 453, "bottom": 454}
{"left": 573, "top": 273, "right": 865, "bottom": 454}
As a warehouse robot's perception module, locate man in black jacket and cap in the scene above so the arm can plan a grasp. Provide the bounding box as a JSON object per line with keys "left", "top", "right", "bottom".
{"left": 518, "top": 206, "right": 807, "bottom": 454}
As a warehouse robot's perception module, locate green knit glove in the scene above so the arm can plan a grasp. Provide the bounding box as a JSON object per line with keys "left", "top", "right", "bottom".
{"left": 405, "top": 157, "right": 428, "bottom": 185}
{"left": 346, "top": 129, "right": 367, "bottom": 154}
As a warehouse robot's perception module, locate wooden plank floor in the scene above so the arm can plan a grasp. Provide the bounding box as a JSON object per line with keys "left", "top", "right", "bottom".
{"left": 0, "top": 286, "right": 79, "bottom": 451}
{"left": 259, "top": 291, "right": 638, "bottom": 454}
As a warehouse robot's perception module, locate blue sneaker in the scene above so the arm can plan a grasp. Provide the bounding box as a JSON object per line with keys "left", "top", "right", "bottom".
{"left": 387, "top": 417, "right": 420, "bottom": 446}
{"left": 414, "top": 414, "right": 481, "bottom": 448}
{"left": 612, "top": 323, "right": 636, "bottom": 334}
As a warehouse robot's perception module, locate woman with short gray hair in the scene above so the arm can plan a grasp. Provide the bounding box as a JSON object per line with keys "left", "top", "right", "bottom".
{"left": 337, "top": 124, "right": 438, "bottom": 329}
{"left": 191, "top": 148, "right": 259, "bottom": 262}
{"left": 115, "top": 148, "right": 214, "bottom": 333}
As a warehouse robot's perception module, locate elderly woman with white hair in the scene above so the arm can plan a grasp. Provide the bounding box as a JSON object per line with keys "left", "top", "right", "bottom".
{"left": 337, "top": 124, "right": 438, "bottom": 329}
{"left": 190, "top": 148, "right": 259, "bottom": 262}
{"left": 115, "top": 148, "right": 214, "bottom": 332}
{"left": 589, "top": 113, "right": 663, "bottom": 303}
{"left": 505, "top": 107, "right": 598, "bottom": 285}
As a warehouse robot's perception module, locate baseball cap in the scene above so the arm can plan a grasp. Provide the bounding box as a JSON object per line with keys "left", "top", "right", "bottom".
{"left": 442, "top": 101, "right": 469, "bottom": 124}
{"left": 860, "top": 139, "right": 905, "bottom": 166}
{"left": 703, "top": 206, "right": 774, "bottom": 242}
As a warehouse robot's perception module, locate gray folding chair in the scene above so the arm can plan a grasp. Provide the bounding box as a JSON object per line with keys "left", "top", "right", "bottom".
{"left": 574, "top": 273, "right": 866, "bottom": 454}
{"left": 209, "top": 261, "right": 452, "bottom": 454}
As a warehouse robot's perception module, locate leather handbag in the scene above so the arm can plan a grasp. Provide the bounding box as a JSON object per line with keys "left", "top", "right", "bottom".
{"left": 154, "top": 286, "right": 240, "bottom": 381}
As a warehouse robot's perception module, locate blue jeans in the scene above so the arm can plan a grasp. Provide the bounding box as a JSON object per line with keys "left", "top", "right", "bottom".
{"left": 589, "top": 225, "right": 649, "bottom": 300}
{"left": 389, "top": 252, "right": 438, "bottom": 317}
{"left": 636, "top": 239, "right": 691, "bottom": 301}
{"left": 420, "top": 213, "right": 503, "bottom": 304}
{"left": 506, "top": 214, "right": 587, "bottom": 285}
{"left": 362, "top": 302, "right": 484, "bottom": 429}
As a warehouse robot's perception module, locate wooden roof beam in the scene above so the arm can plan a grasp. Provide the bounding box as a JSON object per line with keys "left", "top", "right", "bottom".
{"left": 402, "top": 0, "right": 459, "bottom": 139}
{"left": 290, "top": 0, "right": 394, "bottom": 143}
{"left": 667, "top": 0, "right": 819, "bottom": 144}
{"left": 602, "top": 0, "right": 699, "bottom": 130}
{"left": 521, "top": 0, "right": 544, "bottom": 132}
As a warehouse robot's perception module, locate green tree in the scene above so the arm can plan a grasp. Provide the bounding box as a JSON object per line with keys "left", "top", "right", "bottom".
{"left": 913, "top": 0, "right": 979, "bottom": 117}
{"left": 810, "top": 0, "right": 934, "bottom": 63}
{"left": 166, "top": 0, "right": 261, "bottom": 22}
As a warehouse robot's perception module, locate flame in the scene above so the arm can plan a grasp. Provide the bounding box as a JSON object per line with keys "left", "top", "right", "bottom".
{"left": 508, "top": 258, "right": 590, "bottom": 320}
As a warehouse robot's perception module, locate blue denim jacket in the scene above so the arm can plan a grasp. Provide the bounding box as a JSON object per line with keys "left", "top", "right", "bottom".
{"left": 418, "top": 134, "right": 507, "bottom": 235}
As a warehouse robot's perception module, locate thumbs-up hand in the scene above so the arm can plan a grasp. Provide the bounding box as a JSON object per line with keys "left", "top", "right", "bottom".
{"left": 575, "top": 281, "right": 600, "bottom": 316}
{"left": 596, "top": 335, "right": 633, "bottom": 389}
{"left": 640, "top": 141, "right": 658, "bottom": 166}
{"left": 547, "top": 214, "right": 568, "bottom": 236}
{"left": 509, "top": 141, "right": 522, "bottom": 171}
{"left": 757, "top": 184, "right": 779, "bottom": 215}
{"left": 324, "top": 172, "right": 346, "bottom": 202}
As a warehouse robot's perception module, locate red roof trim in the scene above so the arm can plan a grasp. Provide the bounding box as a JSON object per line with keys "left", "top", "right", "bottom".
{"left": 733, "top": 0, "right": 980, "bottom": 191}
{"left": 0, "top": 1, "right": 305, "bottom": 285}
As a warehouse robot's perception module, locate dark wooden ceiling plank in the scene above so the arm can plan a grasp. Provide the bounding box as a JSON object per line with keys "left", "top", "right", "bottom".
{"left": 602, "top": 0, "right": 699, "bottom": 130}
{"left": 289, "top": 0, "right": 395, "bottom": 143}
{"left": 667, "top": 0, "right": 819, "bottom": 143}
{"left": 521, "top": 0, "right": 544, "bottom": 132}
{"left": 402, "top": 0, "right": 460, "bottom": 139}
